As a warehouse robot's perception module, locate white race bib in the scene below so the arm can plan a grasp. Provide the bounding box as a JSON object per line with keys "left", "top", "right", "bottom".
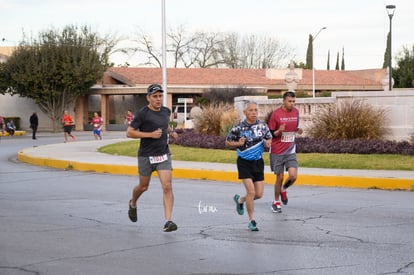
{"left": 149, "top": 154, "right": 168, "bottom": 164}
{"left": 281, "top": 132, "right": 295, "bottom": 143}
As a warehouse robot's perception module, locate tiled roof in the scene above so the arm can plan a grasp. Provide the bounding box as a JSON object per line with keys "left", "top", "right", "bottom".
{"left": 108, "top": 67, "right": 281, "bottom": 86}
{"left": 107, "top": 67, "right": 385, "bottom": 90}
{"left": 0, "top": 45, "right": 385, "bottom": 90}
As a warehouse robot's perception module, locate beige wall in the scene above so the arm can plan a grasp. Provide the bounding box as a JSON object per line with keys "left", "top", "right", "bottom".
{"left": 2, "top": 89, "right": 413, "bottom": 141}
{"left": 0, "top": 94, "right": 54, "bottom": 131}
{"left": 235, "top": 90, "right": 414, "bottom": 142}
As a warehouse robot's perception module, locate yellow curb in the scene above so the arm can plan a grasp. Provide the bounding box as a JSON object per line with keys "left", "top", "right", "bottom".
{"left": 17, "top": 151, "right": 414, "bottom": 191}
{"left": 174, "top": 169, "right": 414, "bottom": 191}
{"left": 17, "top": 151, "right": 138, "bottom": 175}
{"left": 294, "top": 174, "right": 414, "bottom": 191}
{"left": 0, "top": 131, "right": 26, "bottom": 137}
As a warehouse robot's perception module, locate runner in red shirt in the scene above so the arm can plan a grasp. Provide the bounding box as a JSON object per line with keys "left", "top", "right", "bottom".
{"left": 62, "top": 110, "right": 76, "bottom": 143}
{"left": 125, "top": 110, "right": 134, "bottom": 126}
{"left": 91, "top": 112, "right": 103, "bottom": 140}
{"left": 268, "top": 91, "right": 303, "bottom": 213}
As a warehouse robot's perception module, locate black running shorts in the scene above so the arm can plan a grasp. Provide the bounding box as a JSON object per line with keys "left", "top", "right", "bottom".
{"left": 236, "top": 157, "right": 265, "bottom": 182}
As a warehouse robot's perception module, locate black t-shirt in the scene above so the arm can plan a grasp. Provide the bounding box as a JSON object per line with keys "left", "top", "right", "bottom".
{"left": 130, "top": 106, "right": 171, "bottom": 157}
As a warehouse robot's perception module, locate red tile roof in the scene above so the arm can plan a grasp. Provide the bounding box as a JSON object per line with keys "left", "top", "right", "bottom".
{"left": 108, "top": 67, "right": 281, "bottom": 86}
{"left": 106, "top": 67, "right": 385, "bottom": 90}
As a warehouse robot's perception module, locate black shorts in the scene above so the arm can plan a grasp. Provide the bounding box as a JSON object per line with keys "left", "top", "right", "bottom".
{"left": 63, "top": 125, "right": 73, "bottom": 133}
{"left": 237, "top": 157, "right": 265, "bottom": 182}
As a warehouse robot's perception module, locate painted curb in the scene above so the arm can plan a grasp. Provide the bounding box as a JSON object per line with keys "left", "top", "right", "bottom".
{"left": 17, "top": 151, "right": 414, "bottom": 191}
{"left": 0, "top": 130, "right": 26, "bottom": 137}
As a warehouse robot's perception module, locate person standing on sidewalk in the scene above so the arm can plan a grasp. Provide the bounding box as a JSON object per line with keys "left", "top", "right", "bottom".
{"left": 226, "top": 101, "right": 272, "bottom": 231}
{"left": 29, "top": 112, "right": 39, "bottom": 140}
{"left": 126, "top": 84, "right": 179, "bottom": 232}
{"left": 62, "top": 110, "right": 76, "bottom": 143}
{"left": 90, "top": 112, "right": 103, "bottom": 140}
{"left": 268, "top": 91, "right": 303, "bottom": 213}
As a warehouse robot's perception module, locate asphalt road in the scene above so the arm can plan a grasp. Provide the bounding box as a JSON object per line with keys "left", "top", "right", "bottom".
{"left": 1, "top": 132, "right": 413, "bottom": 275}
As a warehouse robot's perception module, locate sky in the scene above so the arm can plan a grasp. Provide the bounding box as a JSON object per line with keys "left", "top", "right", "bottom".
{"left": 1, "top": 0, "right": 413, "bottom": 70}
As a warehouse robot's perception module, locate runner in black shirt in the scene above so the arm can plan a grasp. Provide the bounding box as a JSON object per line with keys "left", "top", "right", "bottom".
{"left": 127, "top": 84, "right": 178, "bottom": 232}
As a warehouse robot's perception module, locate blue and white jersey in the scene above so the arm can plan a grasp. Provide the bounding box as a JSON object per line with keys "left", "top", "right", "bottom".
{"left": 226, "top": 119, "right": 272, "bottom": 160}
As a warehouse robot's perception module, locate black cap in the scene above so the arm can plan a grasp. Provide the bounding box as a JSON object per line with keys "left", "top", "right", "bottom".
{"left": 147, "top": 84, "right": 163, "bottom": 95}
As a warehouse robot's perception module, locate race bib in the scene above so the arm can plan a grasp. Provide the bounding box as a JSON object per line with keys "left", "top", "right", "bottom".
{"left": 281, "top": 132, "right": 295, "bottom": 143}
{"left": 149, "top": 154, "right": 168, "bottom": 164}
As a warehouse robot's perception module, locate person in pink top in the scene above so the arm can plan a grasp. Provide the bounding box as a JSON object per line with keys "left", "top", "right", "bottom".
{"left": 125, "top": 110, "right": 134, "bottom": 126}
{"left": 91, "top": 112, "right": 103, "bottom": 140}
{"left": 268, "top": 91, "right": 303, "bottom": 213}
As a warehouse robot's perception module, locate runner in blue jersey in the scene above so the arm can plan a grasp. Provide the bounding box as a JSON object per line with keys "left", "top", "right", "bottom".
{"left": 226, "top": 101, "right": 272, "bottom": 231}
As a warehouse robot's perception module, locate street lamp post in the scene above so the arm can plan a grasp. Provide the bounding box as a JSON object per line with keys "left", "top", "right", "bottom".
{"left": 161, "top": 0, "right": 168, "bottom": 106}
{"left": 312, "top": 27, "right": 327, "bottom": 98}
{"left": 386, "top": 4, "right": 396, "bottom": 91}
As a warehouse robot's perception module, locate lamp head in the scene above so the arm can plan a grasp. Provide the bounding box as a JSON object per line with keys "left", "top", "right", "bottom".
{"left": 386, "top": 5, "right": 396, "bottom": 18}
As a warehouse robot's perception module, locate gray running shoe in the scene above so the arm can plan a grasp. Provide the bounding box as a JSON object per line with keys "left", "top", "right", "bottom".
{"left": 128, "top": 200, "right": 137, "bottom": 222}
{"left": 163, "top": 221, "right": 178, "bottom": 232}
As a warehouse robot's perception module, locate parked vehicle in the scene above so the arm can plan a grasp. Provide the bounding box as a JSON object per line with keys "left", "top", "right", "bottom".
{"left": 172, "top": 105, "right": 191, "bottom": 124}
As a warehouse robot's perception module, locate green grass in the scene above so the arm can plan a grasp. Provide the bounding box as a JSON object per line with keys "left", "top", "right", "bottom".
{"left": 99, "top": 140, "right": 414, "bottom": 171}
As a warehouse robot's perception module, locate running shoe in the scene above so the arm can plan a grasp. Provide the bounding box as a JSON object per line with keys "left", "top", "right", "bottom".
{"left": 128, "top": 200, "right": 137, "bottom": 222}
{"left": 163, "top": 221, "right": 178, "bottom": 232}
{"left": 233, "top": 194, "right": 244, "bottom": 215}
{"left": 248, "top": 220, "right": 259, "bottom": 231}
{"left": 271, "top": 201, "right": 282, "bottom": 213}
{"left": 280, "top": 189, "right": 288, "bottom": 205}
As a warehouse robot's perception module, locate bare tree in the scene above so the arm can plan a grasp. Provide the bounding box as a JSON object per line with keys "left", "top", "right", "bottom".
{"left": 168, "top": 25, "right": 198, "bottom": 68}
{"left": 192, "top": 31, "right": 226, "bottom": 68}
{"left": 119, "top": 26, "right": 294, "bottom": 69}
{"left": 220, "top": 32, "right": 240, "bottom": 68}
{"left": 120, "top": 28, "right": 163, "bottom": 67}
{"left": 220, "top": 33, "right": 293, "bottom": 69}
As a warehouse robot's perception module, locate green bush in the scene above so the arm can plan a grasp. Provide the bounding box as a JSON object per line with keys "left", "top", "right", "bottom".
{"left": 293, "top": 91, "right": 309, "bottom": 98}
{"left": 308, "top": 99, "right": 387, "bottom": 140}
{"left": 319, "top": 91, "right": 332, "bottom": 97}
{"left": 169, "top": 120, "right": 178, "bottom": 129}
{"left": 201, "top": 87, "right": 263, "bottom": 105}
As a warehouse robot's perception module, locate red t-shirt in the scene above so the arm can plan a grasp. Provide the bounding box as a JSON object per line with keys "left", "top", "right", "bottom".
{"left": 62, "top": 115, "right": 74, "bottom": 126}
{"left": 91, "top": 116, "right": 102, "bottom": 129}
{"left": 268, "top": 107, "right": 299, "bottom": 155}
{"left": 126, "top": 113, "right": 133, "bottom": 125}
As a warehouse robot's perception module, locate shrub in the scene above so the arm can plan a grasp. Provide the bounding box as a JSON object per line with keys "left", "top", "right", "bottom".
{"left": 319, "top": 91, "right": 332, "bottom": 97}
{"left": 296, "top": 137, "right": 414, "bottom": 155}
{"left": 308, "top": 98, "right": 387, "bottom": 140}
{"left": 293, "top": 91, "right": 309, "bottom": 98}
{"left": 170, "top": 130, "right": 414, "bottom": 155}
{"left": 201, "top": 87, "right": 262, "bottom": 105}
{"left": 169, "top": 120, "right": 178, "bottom": 129}
{"left": 192, "top": 104, "right": 239, "bottom": 137}
{"left": 170, "top": 129, "right": 226, "bottom": 149}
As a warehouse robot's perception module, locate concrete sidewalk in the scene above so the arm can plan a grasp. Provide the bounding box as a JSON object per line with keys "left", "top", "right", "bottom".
{"left": 17, "top": 138, "right": 414, "bottom": 191}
